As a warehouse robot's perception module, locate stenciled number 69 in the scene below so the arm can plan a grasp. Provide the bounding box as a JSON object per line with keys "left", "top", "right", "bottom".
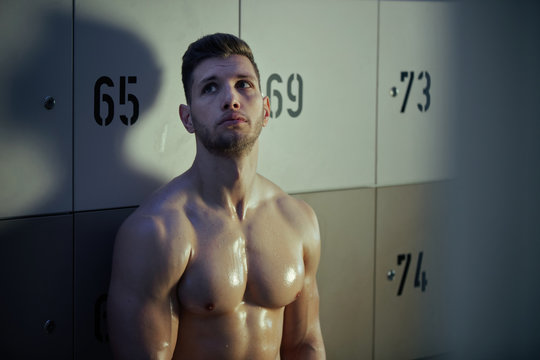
{"left": 265, "top": 73, "right": 303, "bottom": 119}
{"left": 94, "top": 76, "right": 139, "bottom": 126}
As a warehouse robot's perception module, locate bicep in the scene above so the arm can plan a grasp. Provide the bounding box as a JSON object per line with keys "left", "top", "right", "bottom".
{"left": 107, "top": 216, "right": 182, "bottom": 360}
{"left": 281, "top": 207, "right": 325, "bottom": 358}
{"left": 108, "top": 281, "right": 178, "bottom": 360}
{"left": 281, "top": 272, "right": 323, "bottom": 338}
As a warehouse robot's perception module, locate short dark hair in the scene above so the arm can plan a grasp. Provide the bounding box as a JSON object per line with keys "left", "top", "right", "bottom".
{"left": 181, "top": 33, "right": 260, "bottom": 104}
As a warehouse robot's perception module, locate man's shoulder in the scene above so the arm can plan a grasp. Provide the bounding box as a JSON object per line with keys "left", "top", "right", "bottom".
{"left": 139, "top": 172, "right": 193, "bottom": 212}
{"left": 118, "top": 174, "right": 195, "bottom": 247}
{"left": 257, "top": 175, "right": 319, "bottom": 238}
{"left": 111, "top": 178, "right": 193, "bottom": 292}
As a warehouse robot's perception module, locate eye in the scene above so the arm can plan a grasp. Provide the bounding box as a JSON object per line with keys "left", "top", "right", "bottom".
{"left": 202, "top": 83, "right": 217, "bottom": 94}
{"left": 236, "top": 80, "right": 253, "bottom": 89}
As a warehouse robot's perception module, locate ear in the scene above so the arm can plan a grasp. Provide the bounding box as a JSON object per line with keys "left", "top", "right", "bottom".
{"left": 262, "top": 96, "right": 270, "bottom": 127}
{"left": 179, "top": 104, "right": 195, "bottom": 133}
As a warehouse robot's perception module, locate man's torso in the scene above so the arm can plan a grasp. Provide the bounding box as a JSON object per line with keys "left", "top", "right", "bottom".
{"left": 137, "top": 174, "right": 312, "bottom": 359}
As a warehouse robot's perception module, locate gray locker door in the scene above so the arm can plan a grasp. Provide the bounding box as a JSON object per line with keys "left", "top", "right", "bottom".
{"left": 0, "top": 0, "right": 73, "bottom": 219}
{"left": 0, "top": 215, "right": 73, "bottom": 359}
{"left": 74, "top": 207, "right": 136, "bottom": 360}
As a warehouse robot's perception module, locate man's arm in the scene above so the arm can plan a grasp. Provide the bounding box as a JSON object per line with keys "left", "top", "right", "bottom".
{"left": 107, "top": 213, "right": 189, "bottom": 360}
{"left": 281, "top": 203, "right": 326, "bottom": 360}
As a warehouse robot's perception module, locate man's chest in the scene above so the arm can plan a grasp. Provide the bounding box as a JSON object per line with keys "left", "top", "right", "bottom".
{"left": 176, "top": 214, "right": 305, "bottom": 314}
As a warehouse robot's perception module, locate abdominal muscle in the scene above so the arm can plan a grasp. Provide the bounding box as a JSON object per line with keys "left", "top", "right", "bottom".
{"left": 172, "top": 302, "right": 284, "bottom": 360}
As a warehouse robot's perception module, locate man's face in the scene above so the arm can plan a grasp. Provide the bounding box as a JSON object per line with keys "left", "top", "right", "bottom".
{"left": 180, "top": 55, "right": 270, "bottom": 157}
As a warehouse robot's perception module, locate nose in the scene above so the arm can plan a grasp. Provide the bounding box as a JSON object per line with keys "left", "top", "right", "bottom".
{"left": 222, "top": 85, "right": 240, "bottom": 110}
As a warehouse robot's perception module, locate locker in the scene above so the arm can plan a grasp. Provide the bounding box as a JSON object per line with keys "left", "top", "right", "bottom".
{"left": 374, "top": 182, "right": 451, "bottom": 359}
{"left": 74, "top": 207, "right": 136, "bottom": 359}
{"left": 377, "top": 1, "right": 458, "bottom": 186}
{"left": 241, "top": 0, "right": 378, "bottom": 193}
{"left": 0, "top": 1, "right": 490, "bottom": 359}
{"left": 74, "top": 0, "right": 239, "bottom": 211}
{"left": 0, "top": 0, "right": 73, "bottom": 218}
{"left": 0, "top": 215, "right": 73, "bottom": 358}
{"left": 294, "top": 188, "right": 375, "bottom": 359}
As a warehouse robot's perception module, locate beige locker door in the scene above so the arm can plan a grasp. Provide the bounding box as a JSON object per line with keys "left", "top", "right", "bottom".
{"left": 295, "top": 189, "right": 375, "bottom": 359}
{"left": 377, "top": 1, "right": 458, "bottom": 186}
{"left": 74, "top": 0, "right": 239, "bottom": 211}
{"left": 374, "top": 183, "right": 451, "bottom": 360}
{"left": 242, "top": 0, "right": 378, "bottom": 193}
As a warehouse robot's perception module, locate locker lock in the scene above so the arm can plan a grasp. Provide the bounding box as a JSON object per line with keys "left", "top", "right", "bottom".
{"left": 390, "top": 87, "right": 399, "bottom": 97}
{"left": 387, "top": 269, "right": 396, "bottom": 281}
{"left": 43, "top": 319, "right": 55, "bottom": 334}
{"left": 44, "top": 96, "right": 55, "bottom": 110}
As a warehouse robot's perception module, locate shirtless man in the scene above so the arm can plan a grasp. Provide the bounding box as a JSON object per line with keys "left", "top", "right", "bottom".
{"left": 107, "top": 33, "right": 325, "bottom": 360}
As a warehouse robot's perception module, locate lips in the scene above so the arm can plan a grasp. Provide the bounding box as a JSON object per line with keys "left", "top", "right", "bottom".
{"left": 219, "top": 112, "right": 248, "bottom": 126}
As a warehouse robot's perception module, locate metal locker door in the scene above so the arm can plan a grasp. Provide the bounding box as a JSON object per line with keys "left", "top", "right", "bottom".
{"left": 0, "top": 215, "right": 73, "bottom": 359}
{"left": 377, "top": 1, "right": 458, "bottom": 186}
{"left": 74, "top": 207, "right": 136, "bottom": 359}
{"left": 295, "top": 189, "right": 375, "bottom": 359}
{"left": 0, "top": 0, "right": 73, "bottom": 219}
{"left": 74, "top": 0, "right": 239, "bottom": 212}
{"left": 241, "top": 0, "right": 378, "bottom": 193}
{"left": 374, "top": 182, "right": 451, "bottom": 360}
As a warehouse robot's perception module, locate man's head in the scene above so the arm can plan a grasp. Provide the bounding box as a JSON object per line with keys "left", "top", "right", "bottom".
{"left": 182, "top": 33, "right": 261, "bottom": 105}
{"left": 179, "top": 34, "right": 270, "bottom": 158}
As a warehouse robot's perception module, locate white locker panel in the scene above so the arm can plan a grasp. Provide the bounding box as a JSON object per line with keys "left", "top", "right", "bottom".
{"left": 0, "top": 0, "right": 73, "bottom": 218}
{"left": 377, "top": 1, "right": 458, "bottom": 186}
{"left": 241, "top": 0, "right": 378, "bottom": 193}
{"left": 0, "top": 215, "right": 73, "bottom": 358}
{"left": 374, "top": 183, "right": 451, "bottom": 360}
{"left": 74, "top": 0, "right": 239, "bottom": 211}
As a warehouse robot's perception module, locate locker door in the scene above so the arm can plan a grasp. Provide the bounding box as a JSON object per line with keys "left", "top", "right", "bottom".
{"left": 241, "top": 0, "right": 378, "bottom": 193}
{"left": 377, "top": 1, "right": 458, "bottom": 186}
{"left": 74, "top": 0, "right": 239, "bottom": 212}
{"left": 374, "top": 182, "right": 451, "bottom": 360}
{"left": 0, "top": 215, "right": 73, "bottom": 358}
{"left": 295, "top": 189, "right": 375, "bottom": 359}
{"left": 74, "top": 207, "right": 136, "bottom": 359}
{"left": 0, "top": 0, "right": 73, "bottom": 218}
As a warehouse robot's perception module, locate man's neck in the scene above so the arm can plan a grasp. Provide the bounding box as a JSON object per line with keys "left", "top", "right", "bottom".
{"left": 190, "top": 142, "right": 260, "bottom": 221}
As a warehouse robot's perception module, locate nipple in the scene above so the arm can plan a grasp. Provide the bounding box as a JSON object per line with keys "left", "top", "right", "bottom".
{"left": 205, "top": 303, "right": 215, "bottom": 311}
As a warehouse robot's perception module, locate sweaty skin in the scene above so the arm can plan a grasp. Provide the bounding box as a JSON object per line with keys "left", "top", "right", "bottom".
{"left": 107, "top": 55, "right": 325, "bottom": 359}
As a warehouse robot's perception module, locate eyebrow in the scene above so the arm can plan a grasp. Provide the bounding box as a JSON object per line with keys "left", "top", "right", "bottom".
{"left": 199, "top": 75, "right": 217, "bottom": 85}
{"left": 198, "top": 73, "right": 257, "bottom": 86}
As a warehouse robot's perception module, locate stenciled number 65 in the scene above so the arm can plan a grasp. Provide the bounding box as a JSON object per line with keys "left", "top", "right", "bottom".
{"left": 94, "top": 76, "right": 139, "bottom": 126}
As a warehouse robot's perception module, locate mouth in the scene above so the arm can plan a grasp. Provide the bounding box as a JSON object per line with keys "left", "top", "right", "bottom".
{"left": 219, "top": 112, "right": 248, "bottom": 126}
